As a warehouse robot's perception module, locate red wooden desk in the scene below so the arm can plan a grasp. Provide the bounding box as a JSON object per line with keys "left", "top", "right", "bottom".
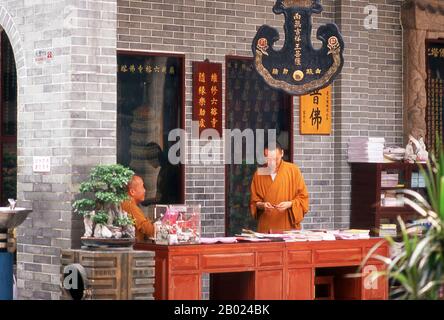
{"left": 135, "top": 238, "right": 388, "bottom": 300}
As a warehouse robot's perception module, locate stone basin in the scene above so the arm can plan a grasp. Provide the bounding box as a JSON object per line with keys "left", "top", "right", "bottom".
{"left": 0, "top": 208, "right": 32, "bottom": 230}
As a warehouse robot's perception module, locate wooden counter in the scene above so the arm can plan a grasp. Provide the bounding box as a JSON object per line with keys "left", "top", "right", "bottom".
{"left": 134, "top": 238, "right": 389, "bottom": 300}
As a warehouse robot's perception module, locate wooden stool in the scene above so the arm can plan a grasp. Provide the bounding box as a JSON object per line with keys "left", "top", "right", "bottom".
{"left": 315, "top": 275, "right": 335, "bottom": 300}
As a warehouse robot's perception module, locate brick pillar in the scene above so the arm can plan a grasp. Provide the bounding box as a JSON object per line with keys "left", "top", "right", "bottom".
{"left": 11, "top": 0, "right": 118, "bottom": 300}
{"left": 333, "top": 0, "right": 370, "bottom": 229}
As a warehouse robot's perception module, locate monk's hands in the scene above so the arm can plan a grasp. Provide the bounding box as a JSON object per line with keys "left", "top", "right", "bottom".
{"left": 257, "top": 202, "right": 274, "bottom": 210}
{"left": 274, "top": 201, "right": 293, "bottom": 211}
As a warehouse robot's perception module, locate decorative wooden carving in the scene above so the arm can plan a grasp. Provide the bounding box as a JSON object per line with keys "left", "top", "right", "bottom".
{"left": 401, "top": 0, "right": 444, "bottom": 144}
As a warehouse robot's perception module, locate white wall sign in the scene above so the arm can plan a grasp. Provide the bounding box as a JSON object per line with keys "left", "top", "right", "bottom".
{"left": 34, "top": 49, "right": 54, "bottom": 65}
{"left": 33, "top": 157, "right": 51, "bottom": 173}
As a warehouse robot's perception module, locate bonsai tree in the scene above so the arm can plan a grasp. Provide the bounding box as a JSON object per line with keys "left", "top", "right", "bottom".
{"left": 73, "top": 164, "right": 135, "bottom": 238}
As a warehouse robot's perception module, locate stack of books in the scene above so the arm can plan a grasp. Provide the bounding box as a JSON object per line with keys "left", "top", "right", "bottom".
{"left": 411, "top": 172, "right": 426, "bottom": 188}
{"left": 379, "top": 224, "right": 397, "bottom": 237}
{"left": 380, "top": 190, "right": 404, "bottom": 207}
{"left": 383, "top": 147, "right": 405, "bottom": 162}
{"left": 381, "top": 170, "right": 400, "bottom": 188}
{"left": 348, "top": 137, "right": 385, "bottom": 163}
{"left": 333, "top": 229, "right": 370, "bottom": 240}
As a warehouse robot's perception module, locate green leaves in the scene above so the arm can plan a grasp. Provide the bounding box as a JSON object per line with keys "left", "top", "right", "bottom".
{"left": 375, "top": 139, "right": 444, "bottom": 299}
{"left": 72, "top": 198, "right": 95, "bottom": 217}
{"left": 72, "top": 164, "right": 134, "bottom": 215}
{"left": 92, "top": 211, "right": 109, "bottom": 225}
{"left": 114, "top": 216, "right": 135, "bottom": 227}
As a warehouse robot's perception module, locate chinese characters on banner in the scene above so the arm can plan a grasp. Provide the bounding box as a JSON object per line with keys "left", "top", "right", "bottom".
{"left": 300, "top": 85, "right": 331, "bottom": 135}
{"left": 426, "top": 42, "right": 444, "bottom": 150}
{"left": 118, "top": 63, "right": 176, "bottom": 75}
{"left": 192, "top": 61, "right": 222, "bottom": 135}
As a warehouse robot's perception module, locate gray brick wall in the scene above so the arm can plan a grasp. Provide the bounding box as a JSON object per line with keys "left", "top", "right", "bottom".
{"left": 0, "top": 0, "right": 117, "bottom": 300}
{"left": 116, "top": 0, "right": 404, "bottom": 233}
{"left": 0, "top": 0, "right": 404, "bottom": 300}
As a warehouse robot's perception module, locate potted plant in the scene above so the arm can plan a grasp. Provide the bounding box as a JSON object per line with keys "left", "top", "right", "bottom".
{"left": 364, "top": 140, "right": 444, "bottom": 299}
{"left": 73, "top": 164, "right": 136, "bottom": 246}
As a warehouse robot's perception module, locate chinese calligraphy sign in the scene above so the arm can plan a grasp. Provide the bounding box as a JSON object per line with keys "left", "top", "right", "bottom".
{"left": 192, "top": 61, "right": 222, "bottom": 135}
{"left": 426, "top": 41, "right": 444, "bottom": 150}
{"left": 300, "top": 85, "right": 331, "bottom": 134}
{"left": 252, "top": 0, "right": 344, "bottom": 96}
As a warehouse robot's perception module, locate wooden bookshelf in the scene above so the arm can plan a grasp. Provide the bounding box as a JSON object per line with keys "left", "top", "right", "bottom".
{"left": 350, "top": 162, "right": 426, "bottom": 236}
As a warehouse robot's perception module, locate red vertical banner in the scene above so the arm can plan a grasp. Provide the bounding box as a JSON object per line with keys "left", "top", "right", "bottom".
{"left": 192, "top": 61, "right": 223, "bottom": 135}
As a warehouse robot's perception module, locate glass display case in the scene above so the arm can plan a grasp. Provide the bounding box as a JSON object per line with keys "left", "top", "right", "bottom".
{"left": 152, "top": 204, "right": 201, "bottom": 245}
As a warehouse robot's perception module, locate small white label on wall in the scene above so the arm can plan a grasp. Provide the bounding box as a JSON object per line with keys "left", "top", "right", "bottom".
{"left": 33, "top": 157, "right": 51, "bottom": 172}
{"left": 34, "top": 48, "right": 54, "bottom": 65}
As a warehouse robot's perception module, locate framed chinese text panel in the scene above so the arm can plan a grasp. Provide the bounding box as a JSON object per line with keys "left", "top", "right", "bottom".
{"left": 426, "top": 40, "right": 444, "bottom": 151}
{"left": 117, "top": 51, "right": 185, "bottom": 206}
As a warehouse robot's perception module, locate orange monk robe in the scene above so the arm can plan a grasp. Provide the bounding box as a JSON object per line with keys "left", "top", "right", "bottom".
{"left": 121, "top": 198, "right": 154, "bottom": 242}
{"left": 249, "top": 161, "right": 309, "bottom": 233}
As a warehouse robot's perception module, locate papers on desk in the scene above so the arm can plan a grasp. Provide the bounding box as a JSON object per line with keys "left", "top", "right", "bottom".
{"left": 236, "top": 237, "right": 271, "bottom": 242}
{"left": 284, "top": 230, "right": 336, "bottom": 241}
{"left": 333, "top": 229, "right": 371, "bottom": 240}
{"left": 200, "top": 237, "right": 238, "bottom": 244}
{"left": 236, "top": 230, "right": 289, "bottom": 241}
{"left": 234, "top": 229, "right": 371, "bottom": 242}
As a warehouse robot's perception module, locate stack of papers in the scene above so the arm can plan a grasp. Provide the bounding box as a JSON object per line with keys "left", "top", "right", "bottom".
{"left": 381, "top": 170, "right": 400, "bottom": 188}
{"left": 235, "top": 229, "right": 373, "bottom": 242}
{"left": 284, "top": 230, "right": 337, "bottom": 241}
{"left": 384, "top": 147, "right": 405, "bottom": 162}
{"left": 348, "top": 137, "right": 385, "bottom": 163}
{"left": 379, "top": 224, "right": 397, "bottom": 237}
{"left": 333, "top": 229, "right": 370, "bottom": 240}
{"left": 200, "top": 237, "right": 238, "bottom": 244}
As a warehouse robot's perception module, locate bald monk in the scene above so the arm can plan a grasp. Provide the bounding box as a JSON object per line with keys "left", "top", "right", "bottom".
{"left": 121, "top": 175, "right": 154, "bottom": 242}
{"left": 250, "top": 142, "right": 309, "bottom": 233}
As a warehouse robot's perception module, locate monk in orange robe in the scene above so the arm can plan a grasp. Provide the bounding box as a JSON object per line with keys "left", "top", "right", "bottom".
{"left": 250, "top": 143, "right": 309, "bottom": 233}
{"left": 121, "top": 175, "right": 154, "bottom": 242}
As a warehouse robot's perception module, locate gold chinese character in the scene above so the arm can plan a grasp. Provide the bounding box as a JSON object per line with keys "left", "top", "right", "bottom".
{"left": 315, "top": 68, "right": 322, "bottom": 74}
{"left": 429, "top": 48, "right": 439, "bottom": 58}
{"left": 199, "top": 108, "right": 206, "bottom": 116}
{"left": 199, "top": 97, "right": 206, "bottom": 107}
{"left": 199, "top": 118, "right": 206, "bottom": 128}
{"left": 145, "top": 65, "right": 152, "bottom": 73}
{"left": 210, "top": 107, "right": 218, "bottom": 116}
{"left": 272, "top": 68, "right": 279, "bottom": 75}
{"left": 199, "top": 86, "right": 206, "bottom": 96}
{"left": 199, "top": 72, "right": 206, "bottom": 83}
{"left": 138, "top": 65, "right": 143, "bottom": 73}
{"left": 440, "top": 48, "right": 444, "bottom": 58}
{"left": 211, "top": 117, "right": 218, "bottom": 128}
{"left": 169, "top": 66, "right": 175, "bottom": 74}
{"left": 306, "top": 69, "right": 313, "bottom": 75}
{"left": 129, "top": 65, "right": 136, "bottom": 73}
{"left": 210, "top": 86, "right": 218, "bottom": 96}
{"left": 120, "top": 65, "right": 128, "bottom": 73}
{"left": 283, "top": 68, "right": 289, "bottom": 75}
{"left": 211, "top": 98, "right": 218, "bottom": 105}
{"left": 211, "top": 73, "right": 218, "bottom": 83}
{"left": 161, "top": 66, "right": 167, "bottom": 73}
{"left": 154, "top": 66, "right": 160, "bottom": 73}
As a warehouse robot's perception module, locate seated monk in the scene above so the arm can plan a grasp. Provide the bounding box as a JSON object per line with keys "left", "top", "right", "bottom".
{"left": 121, "top": 175, "right": 154, "bottom": 242}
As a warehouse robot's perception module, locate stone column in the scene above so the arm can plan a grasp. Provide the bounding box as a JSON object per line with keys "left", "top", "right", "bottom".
{"left": 401, "top": 0, "right": 444, "bottom": 144}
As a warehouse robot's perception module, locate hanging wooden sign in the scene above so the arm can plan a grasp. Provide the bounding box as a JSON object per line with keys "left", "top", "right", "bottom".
{"left": 192, "top": 61, "right": 223, "bottom": 135}
{"left": 252, "top": 0, "right": 344, "bottom": 96}
{"left": 300, "top": 85, "right": 331, "bottom": 135}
